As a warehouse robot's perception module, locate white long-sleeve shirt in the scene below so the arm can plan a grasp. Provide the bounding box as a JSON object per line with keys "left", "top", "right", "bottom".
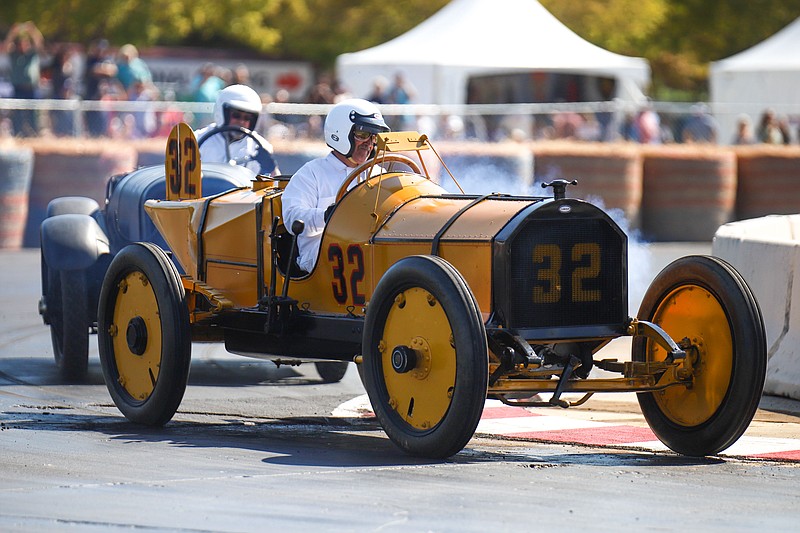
{"left": 195, "top": 123, "right": 278, "bottom": 176}
{"left": 281, "top": 152, "right": 379, "bottom": 273}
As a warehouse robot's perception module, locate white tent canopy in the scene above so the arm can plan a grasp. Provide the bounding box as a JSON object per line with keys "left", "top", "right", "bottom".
{"left": 710, "top": 17, "right": 800, "bottom": 144}
{"left": 336, "top": 0, "right": 650, "bottom": 106}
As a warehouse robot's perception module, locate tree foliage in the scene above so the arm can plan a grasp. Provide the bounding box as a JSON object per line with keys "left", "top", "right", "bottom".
{"left": 2, "top": 0, "right": 799, "bottom": 97}
{"left": 541, "top": 0, "right": 800, "bottom": 97}
{"left": 271, "top": 0, "right": 449, "bottom": 66}
{"left": 540, "top": 0, "right": 669, "bottom": 55}
{"left": 0, "top": 0, "right": 284, "bottom": 52}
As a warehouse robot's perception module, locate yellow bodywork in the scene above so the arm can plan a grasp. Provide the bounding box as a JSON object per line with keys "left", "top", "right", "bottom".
{"left": 145, "top": 130, "right": 536, "bottom": 317}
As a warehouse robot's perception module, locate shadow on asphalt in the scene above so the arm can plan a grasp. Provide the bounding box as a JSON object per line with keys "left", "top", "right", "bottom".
{"left": 0, "top": 356, "right": 323, "bottom": 388}
{"left": 0, "top": 409, "right": 726, "bottom": 469}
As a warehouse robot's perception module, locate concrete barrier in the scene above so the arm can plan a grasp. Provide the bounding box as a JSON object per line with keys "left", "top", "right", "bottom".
{"left": 713, "top": 215, "right": 800, "bottom": 400}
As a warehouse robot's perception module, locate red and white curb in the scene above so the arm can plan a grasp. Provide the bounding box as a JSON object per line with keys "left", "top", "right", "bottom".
{"left": 334, "top": 395, "right": 800, "bottom": 462}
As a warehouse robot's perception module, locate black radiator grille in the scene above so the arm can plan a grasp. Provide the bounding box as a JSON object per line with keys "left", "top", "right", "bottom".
{"left": 505, "top": 217, "right": 625, "bottom": 330}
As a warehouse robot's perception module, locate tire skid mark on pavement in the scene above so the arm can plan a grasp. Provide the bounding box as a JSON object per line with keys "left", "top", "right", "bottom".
{"left": 334, "top": 395, "right": 800, "bottom": 463}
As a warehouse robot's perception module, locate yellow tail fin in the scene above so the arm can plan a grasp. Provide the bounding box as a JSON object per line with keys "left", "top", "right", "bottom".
{"left": 165, "top": 122, "right": 202, "bottom": 200}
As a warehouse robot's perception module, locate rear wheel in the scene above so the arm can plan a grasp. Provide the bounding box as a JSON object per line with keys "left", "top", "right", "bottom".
{"left": 634, "top": 255, "right": 766, "bottom": 456}
{"left": 362, "top": 255, "right": 488, "bottom": 458}
{"left": 98, "top": 243, "right": 191, "bottom": 426}
{"left": 314, "top": 361, "right": 349, "bottom": 383}
{"left": 49, "top": 269, "right": 89, "bottom": 381}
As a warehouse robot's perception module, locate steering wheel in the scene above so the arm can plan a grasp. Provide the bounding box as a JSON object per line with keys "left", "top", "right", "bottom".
{"left": 335, "top": 153, "right": 423, "bottom": 203}
{"left": 197, "top": 124, "right": 276, "bottom": 176}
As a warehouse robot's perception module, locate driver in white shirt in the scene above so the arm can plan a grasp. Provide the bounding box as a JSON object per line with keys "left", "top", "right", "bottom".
{"left": 281, "top": 98, "right": 390, "bottom": 273}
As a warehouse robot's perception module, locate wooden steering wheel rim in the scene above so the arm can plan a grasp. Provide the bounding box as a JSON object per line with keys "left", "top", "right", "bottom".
{"left": 334, "top": 153, "right": 423, "bottom": 203}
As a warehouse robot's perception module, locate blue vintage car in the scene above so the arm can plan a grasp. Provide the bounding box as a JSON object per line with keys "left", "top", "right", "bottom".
{"left": 38, "top": 160, "right": 256, "bottom": 380}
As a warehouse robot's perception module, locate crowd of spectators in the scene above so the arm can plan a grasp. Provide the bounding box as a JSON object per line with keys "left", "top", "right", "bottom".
{"left": 1, "top": 22, "right": 798, "bottom": 146}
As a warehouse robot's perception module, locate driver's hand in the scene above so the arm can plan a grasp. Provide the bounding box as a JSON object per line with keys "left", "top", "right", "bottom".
{"left": 324, "top": 204, "right": 335, "bottom": 223}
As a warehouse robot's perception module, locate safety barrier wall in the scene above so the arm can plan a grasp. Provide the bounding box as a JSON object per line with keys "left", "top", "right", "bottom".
{"left": 641, "top": 145, "right": 738, "bottom": 242}
{"left": 531, "top": 142, "right": 642, "bottom": 228}
{"left": 2, "top": 139, "right": 800, "bottom": 248}
{"left": 735, "top": 146, "right": 800, "bottom": 221}
{"left": 713, "top": 216, "right": 800, "bottom": 400}
{"left": 434, "top": 142, "right": 534, "bottom": 195}
{"left": 0, "top": 145, "right": 34, "bottom": 249}
{"left": 20, "top": 139, "right": 137, "bottom": 247}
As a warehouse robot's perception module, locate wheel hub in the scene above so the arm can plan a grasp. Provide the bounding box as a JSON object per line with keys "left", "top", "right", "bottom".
{"left": 126, "top": 316, "right": 148, "bottom": 356}
{"left": 391, "top": 345, "right": 417, "bottom": 373}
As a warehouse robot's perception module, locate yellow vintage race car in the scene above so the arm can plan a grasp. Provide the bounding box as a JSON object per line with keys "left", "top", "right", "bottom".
{"left": 97, "top": 123, "right": 766, "bottom": 459}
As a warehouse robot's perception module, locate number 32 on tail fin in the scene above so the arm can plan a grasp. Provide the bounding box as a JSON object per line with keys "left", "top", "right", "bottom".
{"left": 166, "top": 123, "right": 202, "bottom": 201}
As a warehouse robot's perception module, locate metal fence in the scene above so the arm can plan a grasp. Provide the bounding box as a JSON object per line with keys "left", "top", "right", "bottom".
{"left": 0, "top": 98, "right": 798, "bottom": 146}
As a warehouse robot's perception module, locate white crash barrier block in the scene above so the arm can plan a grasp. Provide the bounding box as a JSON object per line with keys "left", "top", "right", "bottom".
{"left": 713, "top": 215, "right": 800, "bottom": 400}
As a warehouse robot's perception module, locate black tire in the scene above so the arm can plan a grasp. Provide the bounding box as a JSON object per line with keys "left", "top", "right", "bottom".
{"left": 314, "top": 361, "right": 349, "bottom": 383}
{"left": 98, "top": 243, "right": 191, "bottom": 426}
{"left": 633, "top": 255, "right": 766, "bottom": 456}
{"left": 362, "top": 255, "right": 488, "bottom": 458}
{"left": 49, "top": 269, "right": 89, "bottom": 381}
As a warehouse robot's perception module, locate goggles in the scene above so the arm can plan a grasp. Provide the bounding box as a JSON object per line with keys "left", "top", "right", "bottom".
{"left": 229, "top": 110, "right": 256, "bottom": 121}
{"left": 353, "top": 129, "right": 377, "bottom": 141}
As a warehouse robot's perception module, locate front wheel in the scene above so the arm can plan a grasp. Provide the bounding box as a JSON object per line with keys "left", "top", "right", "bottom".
{"left": 633, "top": 255, "right": 766, "bottom": 456}
{"left": 98, "top": 243, "right": 191, "bottom": 426}
{"left": 362, "top": 255, "right": 488, "bottom": 458}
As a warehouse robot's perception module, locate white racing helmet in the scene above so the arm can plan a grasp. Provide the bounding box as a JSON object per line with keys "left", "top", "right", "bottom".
{"left": 324, "top": 98, "right": 390, "bottom": 157}
{"left": 213, "top": 84, "right": 262, "bottom": 131}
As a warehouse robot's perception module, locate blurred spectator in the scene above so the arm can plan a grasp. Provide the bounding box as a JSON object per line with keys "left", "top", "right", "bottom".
{"left": 331, "top": 78, "right": 352, "bottom": 103}
{"left": 576, "top": 113, "right": 601, "bottom": 141}
{"left": 127, "top": 80, "right": 159, "bottom": 138}
{"left": 232, "top": 63, "right": 250, "bottom": 86}
{"left": 4, "top": 21, "right": 44, "bottom": 136}
{"left": 84, "top": 39, "right": 118, "bottom": 136}
{"left": 778, "top": 116, "right": 792, "bottom": 145}
{"left": 757, "top": 109, "right": 785, "bottom": 144}
{"left": 634, "top": 104, "right": 661, "bottom": 144}
{"left": 271, "top": 88, "right": 305, "bottom": 136}
{"left": 366, "top": 76, "right": 389, "bottom": 104}
{"left": 732, "top": 114, "right": 756, "bottom": 145}
{"left": 682, "top": 103, "right": 718, "bottom": 144}
{"left": 98, "top": 77, "right": 128, "bottom": 136}
{"left": 306, "top": 73, "right": 336, "bottom": 105}
{"left": 191, "top": 63, "right": 225, "bottom": 102}
{"left": 49, "top": 44, "right": 78, "bottom": 136}
{"left": 304, "top": 73, "right": 336, "bottom": 137}
{"left": 115, "top": 44, "right": 152, "bottom": 90}
{"left": 154, "top": 90, "right": 186, "bottom": 137}
{"left": 552, "top": 112, "right": 584, "bottom": 139}
{"left": 387, "top": 71, "right": 417, "bottom": 130}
